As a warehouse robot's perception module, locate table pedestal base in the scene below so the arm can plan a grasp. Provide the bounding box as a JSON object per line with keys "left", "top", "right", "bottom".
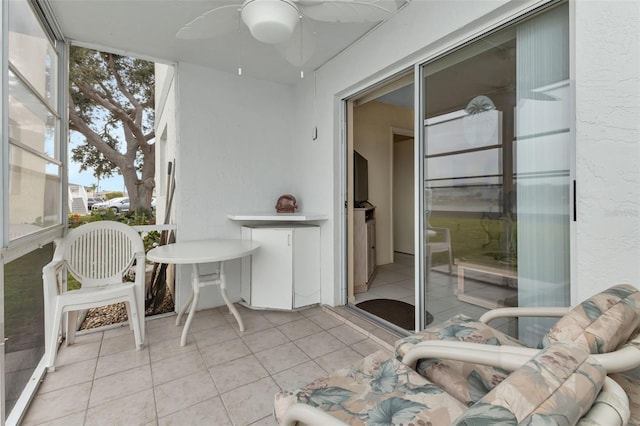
{"left": 175, "top": 262, "right": 245, "bottom": 346}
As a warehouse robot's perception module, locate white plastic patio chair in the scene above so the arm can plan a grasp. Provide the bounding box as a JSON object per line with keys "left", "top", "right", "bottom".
{"left": 424, "top": 188, "right": 452, "bottom": 275}
{"left": 426, "top": 224, "right": 453, "bottom": 274}
{"left": 42, "top": 220, "right": 146, "bottom": 372}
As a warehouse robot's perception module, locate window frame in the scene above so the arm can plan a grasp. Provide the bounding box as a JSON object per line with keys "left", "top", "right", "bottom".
{"left": 5, "top": 0, "right": 67, "bottom": 245}
{"left": 1, "top": 0, "right": 68, "bottom": 423}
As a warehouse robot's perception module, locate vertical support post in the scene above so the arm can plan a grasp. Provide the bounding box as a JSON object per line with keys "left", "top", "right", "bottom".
{"left": 0, "top": 0, "right": 9, "bottom": 421}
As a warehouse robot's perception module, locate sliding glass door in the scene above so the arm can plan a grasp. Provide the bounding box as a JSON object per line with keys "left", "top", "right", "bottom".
{"left": 420, "top": 3, "right": 571, "bottom": 343}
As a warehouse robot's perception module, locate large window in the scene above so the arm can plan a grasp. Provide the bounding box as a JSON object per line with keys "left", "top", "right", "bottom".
{"left": 3, "top": 0, "right": 66, "bottom": 422}
{"left": 8, "top": 0, "right": 62, "bottom": 241}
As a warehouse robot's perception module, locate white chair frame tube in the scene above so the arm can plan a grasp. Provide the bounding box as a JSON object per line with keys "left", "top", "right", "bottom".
{"left": 578, "top": 377, "right": 630, "bottom": 426}
{"left": 402, "top": 340, "right": 539, "bottom": 371}
{"left": 281, "top": 403, "right": 349, "bottom": 426}
{"left": 479, "top": 306, "right": 571, "bottom": 324}
{"left": 590, "top": 346, "right": 640, "bottom": 373}
{"left": 402, "top": 337, "right": 640, "bottom": 374}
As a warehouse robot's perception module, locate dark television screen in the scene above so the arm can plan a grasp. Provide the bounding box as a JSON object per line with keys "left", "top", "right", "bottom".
{"left": 354, "top": 150, "right": 368, "bottom": 205}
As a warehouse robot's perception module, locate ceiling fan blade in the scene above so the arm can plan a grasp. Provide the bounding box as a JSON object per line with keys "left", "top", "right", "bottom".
{"left": 275, "top": 17, "right": 317, "bottom": 66}
{"left": 296, "top": 0, "right": 397, "bottom": 23}
{"left": 176, "top": 4, "right": 242, "bottom": 40}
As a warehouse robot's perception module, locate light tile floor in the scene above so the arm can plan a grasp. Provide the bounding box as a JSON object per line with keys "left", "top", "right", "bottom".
{"left": 354, "top": 252, "right": 517, "bottom": 334}
{"left": 22, "top": 304, "right": 400, "bottom": 426}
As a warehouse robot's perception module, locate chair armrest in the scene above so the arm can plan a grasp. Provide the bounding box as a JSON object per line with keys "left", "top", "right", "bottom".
{"left": 578, "top": 376, "right": 630, "bottom": 426}
{"left": 42, "top": 258, "right": 67, "bottom": 301}
{"left": 401, "top": 340, "right": 539, "bottom": 371}
{"left": 591, "top": 345, "right": 640, "bottom": 373}
{"left": 42, "top": 258, "right": 66, "bottom": 284}
{"left": 281, "top": 403, "right": 348, "bottom": 426}
{"left": 479, "top": 306, "right": 570, "bottom": 324}
{"left": 134, "top": 251, "right": 147, "bottom": 275}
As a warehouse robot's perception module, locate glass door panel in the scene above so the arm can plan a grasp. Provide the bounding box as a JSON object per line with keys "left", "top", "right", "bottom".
{"left": 421, "top": 4, "right": 570, "bottom": 342}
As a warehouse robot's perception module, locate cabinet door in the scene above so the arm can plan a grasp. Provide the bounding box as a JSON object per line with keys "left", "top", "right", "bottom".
{"left": 293, "top": 227, "right": 321, "bottom": 308}
{"left": 250, "top": 228, "right": 293, "bottom": 310}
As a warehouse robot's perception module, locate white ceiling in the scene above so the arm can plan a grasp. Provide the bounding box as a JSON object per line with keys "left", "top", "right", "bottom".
{"left": 49, "top": 0, "right": 397, "bottom": 85}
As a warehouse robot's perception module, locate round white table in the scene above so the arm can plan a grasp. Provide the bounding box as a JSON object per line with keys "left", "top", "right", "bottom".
{"left": 147, "top": 239, "right": 260, "bottom": 346}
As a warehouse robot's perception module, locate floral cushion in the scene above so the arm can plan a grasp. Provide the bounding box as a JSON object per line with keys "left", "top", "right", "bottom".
{"left": 394, "top": 314, "right": 525, "bottom": 405}
{"left": 274, "top": 350, "right": 467, "bottom": 425}
{"left": 543, "top": 284, "right": 640, "bottom": 353}
{"left": 452, "top": 343, "right": 606, "bottom": 425}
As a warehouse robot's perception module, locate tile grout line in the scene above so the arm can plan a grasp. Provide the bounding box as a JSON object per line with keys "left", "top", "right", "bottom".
{"left": 30, "top": 307, "right": 401, "bottom": 426}
{"left": 320, "top": 305, "right": 397, "bottom": 352}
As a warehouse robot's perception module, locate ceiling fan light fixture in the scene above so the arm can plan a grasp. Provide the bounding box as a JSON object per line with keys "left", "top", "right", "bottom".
{"left": 241, "top": 0, "right": 299, "bottom": 44}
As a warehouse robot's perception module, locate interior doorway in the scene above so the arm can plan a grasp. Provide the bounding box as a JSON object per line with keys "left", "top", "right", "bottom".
{"left": 346, "top": 72, "right": 417, "bottom": 332}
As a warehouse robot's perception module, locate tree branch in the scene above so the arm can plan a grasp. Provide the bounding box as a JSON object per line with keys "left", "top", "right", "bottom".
{"left": 106, "top": 54, "right": 141, "bottom": 110}
{"left": 76, "top": 80, "right": 153, "bottom": 151}
{"left": 76, "top": 82, "right": 138, "bottom": 133}
{"left": 69, "top": 107, "right": 125, "bottom": 167}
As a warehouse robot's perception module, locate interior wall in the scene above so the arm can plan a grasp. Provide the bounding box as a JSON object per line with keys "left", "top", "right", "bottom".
{"left": 289, "top": 79, "right": 336, "bottom": 306}
{"left": 175, "top": 62, "right": 296, "bottom": 309}
{"left": 353, "top": 100, "right": 413, "bottom": 265}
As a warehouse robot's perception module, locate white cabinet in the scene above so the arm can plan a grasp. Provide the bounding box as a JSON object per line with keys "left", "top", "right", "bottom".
{"left": 241, "top": 225, "right": 321, "bottom": 310}
{"left": 354, "top": 207, "right": 376, "bottom": 293}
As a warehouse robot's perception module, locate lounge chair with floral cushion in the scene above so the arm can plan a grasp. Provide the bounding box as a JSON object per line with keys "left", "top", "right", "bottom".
{"left": 610, "top": 372, "right": 640, "bottom": 425}
{"left": 394, "top": 283, "right": 640, "bottom": 407}
{"left": 274, "top": 342, "right": 629, "bottom": 425}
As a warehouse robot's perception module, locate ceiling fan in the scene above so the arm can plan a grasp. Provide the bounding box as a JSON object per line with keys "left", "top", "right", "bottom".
{"left": 176, "top": 0, "right": 399, "bottom": 66}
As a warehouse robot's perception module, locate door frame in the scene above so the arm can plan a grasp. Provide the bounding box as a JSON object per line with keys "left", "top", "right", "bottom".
{"left": 390, "top": 127, "right": 414, "bottom": 261}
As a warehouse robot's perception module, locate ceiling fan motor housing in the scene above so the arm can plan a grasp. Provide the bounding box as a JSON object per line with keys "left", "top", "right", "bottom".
{"left": 241, "top": 0, "right": 300, "bottom": 44}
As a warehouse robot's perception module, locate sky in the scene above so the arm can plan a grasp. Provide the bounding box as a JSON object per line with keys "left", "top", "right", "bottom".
{"left": 67, "top": 160, "right": 126, "bottom": 193}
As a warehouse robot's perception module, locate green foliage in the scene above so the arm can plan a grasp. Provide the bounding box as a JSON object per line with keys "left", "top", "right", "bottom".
{"left": 141, "top": 230, "right": 161, "bottom": 254}
{"left": 429, "top": 216, "right": 517, "bottom": 268}
{"left": 67, "top": 274, "right": 81, "bottom": 291}
{"left": 104, "top": 192, "right": 124, "bottom": 200}
{"left": 67, "top": 211, "right": 158, "bottom": 253}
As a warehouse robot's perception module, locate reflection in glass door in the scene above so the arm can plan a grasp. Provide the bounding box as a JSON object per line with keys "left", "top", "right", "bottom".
{"left": 420, "top": 4, "right": 570, "bottom": 344}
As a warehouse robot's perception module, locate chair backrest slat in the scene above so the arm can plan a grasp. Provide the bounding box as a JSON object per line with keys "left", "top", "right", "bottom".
{"left": 60, "top": 221, "right": 144, "bottom": 288}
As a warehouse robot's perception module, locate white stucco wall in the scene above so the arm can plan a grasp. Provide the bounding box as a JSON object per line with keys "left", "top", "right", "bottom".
{"left": 573, "top": 1, "right": 640, "bottom": 301}
{"left": 174, "top": 63, "right": 296, "bottom": 308}
{"left": 154, "top": 63, "right": 177, "bottom": 223}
